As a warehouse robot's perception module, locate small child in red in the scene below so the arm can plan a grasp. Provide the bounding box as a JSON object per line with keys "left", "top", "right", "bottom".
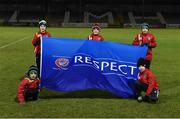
{"left": 135, "top": 58, "right": 160, "bottom": 103}
{"left": 32, "top": 20, "right": 51, "bottom": 73}
{"left": 17, "top": 65, "right": 40, "bottom": 104}
{"left": 87, "top": 23, "right": 104, "bottom": 41}
{"left": 132, "top": 23, "right": 157, "bottom": 69}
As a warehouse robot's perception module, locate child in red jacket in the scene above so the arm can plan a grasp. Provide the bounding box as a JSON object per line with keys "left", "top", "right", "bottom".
{"left": 32, "top": 20, "right": 51, "bottom": 73}
{"left": 17, "top": 65, "right": 40, "bottom": 104}
{"left": 132, "top": 23, "right": 157, "bottom": 69}
{"left": 87, "top": 23, "right": 104, "bottom": 41}
{"left": 135, "top": 58, "right": 160, "bottom": 103}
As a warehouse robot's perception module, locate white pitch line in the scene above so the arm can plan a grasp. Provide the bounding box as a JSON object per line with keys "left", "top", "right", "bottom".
{"left": 0, "top": 36, "right": 31, "bottom": 50}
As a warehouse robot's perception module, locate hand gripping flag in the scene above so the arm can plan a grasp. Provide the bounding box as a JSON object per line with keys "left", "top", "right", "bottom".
{"left": 40, "top": 37, "right": 147, "bottom": 98}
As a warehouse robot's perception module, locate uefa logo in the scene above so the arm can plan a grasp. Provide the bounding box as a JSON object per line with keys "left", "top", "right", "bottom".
{"left": 55, "top": 57, "right": 69, "bottom": 68}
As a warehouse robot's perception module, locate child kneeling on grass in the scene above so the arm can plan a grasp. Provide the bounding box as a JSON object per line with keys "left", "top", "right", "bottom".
{"left": 17, "top": 65, "right": 40, "bottom": 104}
{"left": 135, "top": 58, "right": 160, "bottom": 103}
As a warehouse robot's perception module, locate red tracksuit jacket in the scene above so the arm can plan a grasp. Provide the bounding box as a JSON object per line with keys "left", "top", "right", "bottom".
{"left": 87, "top": 34, "right": 104, "bottom": 41}
{"left": 132, "top": 32, "right": 157, "bottom": 61}
{"left": 32, "top": 31, "right": 51, "bottom": 56}
{"left": 138, "top": 69, "right": 160, "bottom": 96}
{"left": 17, "top": 77, "right": 40, "bottom": 103}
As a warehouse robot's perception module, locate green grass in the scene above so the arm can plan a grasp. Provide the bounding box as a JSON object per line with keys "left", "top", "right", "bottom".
{"left": 0, "top": 27, "right": 180, "bottom": 118}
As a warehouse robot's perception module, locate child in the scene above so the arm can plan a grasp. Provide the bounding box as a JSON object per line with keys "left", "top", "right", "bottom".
{"left": 17, "top": 65, "right": 40, "bottom": 104}
{"left": 87, "top": 23, "right": 104, "bottom": 41}
{"left": 132, "top": 23, "right": 157, "bottom": 69}
{"left": 32, "top": 20, "right": 51, "bottom": 73}
{"left": 135, "top": 58, "right": 160, "bottom": 103}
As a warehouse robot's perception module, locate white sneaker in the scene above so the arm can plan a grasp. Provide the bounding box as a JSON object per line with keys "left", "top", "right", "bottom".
{"left": 137, "top": 96, "right": 143, "bottom": 102}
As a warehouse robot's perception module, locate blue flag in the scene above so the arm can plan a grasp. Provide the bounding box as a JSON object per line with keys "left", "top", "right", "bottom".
{"left": 40, "top": 37, "right": 147, "bottom": 98}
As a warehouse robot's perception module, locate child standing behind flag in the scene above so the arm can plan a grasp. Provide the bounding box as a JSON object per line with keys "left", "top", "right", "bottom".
{"left": 32, "top": 20, "right": 51, "bottom": 73}
{"left": 87, "top": 23, "right": 104, "bottom": 41}
{"left": 132, "top": 23, "right": 157, "bottom": 69}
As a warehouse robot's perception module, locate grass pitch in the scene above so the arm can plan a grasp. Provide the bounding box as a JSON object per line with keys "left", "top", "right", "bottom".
{"left": 0, "top": 27, "right": 180, "bottom": 118}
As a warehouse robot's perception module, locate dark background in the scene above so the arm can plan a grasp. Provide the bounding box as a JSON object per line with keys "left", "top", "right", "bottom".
{"left": 0, "top": 0, "right": 179, "bottom": 27}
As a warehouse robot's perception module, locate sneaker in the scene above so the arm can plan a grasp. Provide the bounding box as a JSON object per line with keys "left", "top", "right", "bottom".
{"left": 137, "top": 96, "right": 143, "bottom": 103}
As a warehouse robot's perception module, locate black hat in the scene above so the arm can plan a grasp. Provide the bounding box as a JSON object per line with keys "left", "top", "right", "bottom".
{"left": 39, "top": 20, "right": 47, "bottom": 27}
{"left": 137, "top": 58, "right": 146, "bottom": 67}
{"left": 27, "top": 65, "right": 39, "bottom": 76}
{"left": 141, "top": 23, "right": 150, "bottom": 30}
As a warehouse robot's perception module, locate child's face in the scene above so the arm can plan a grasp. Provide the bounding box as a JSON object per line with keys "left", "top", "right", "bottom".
{"left": 92, "top": 28, "right": 100, "bottom": 35}
{"left": 40, "top": 25, "right": 46, "bottom": 33}
{"left": 29, "top": 72, "right": 37, "bottom": 79}
{"left": 138, "top": 65, "right": 145, "bottom": 72}
{"left": 142, "top": 28, "right": 149, "bottom": 34}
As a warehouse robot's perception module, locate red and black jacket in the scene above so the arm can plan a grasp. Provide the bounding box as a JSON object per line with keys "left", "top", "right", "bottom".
{"left": 17, "top": 77, "right": 40, "bottom": 103}
{"left": 32, "top": 31, "right": 51, "bottom": 56}
{"left": 87, "top": 34, "right": 104, "bottom": 41}
{"left": 132, "top": 32, "right": 157, "bottom": 61}
{"left": 138, "top": 69, "right": 160, "bottom": 96}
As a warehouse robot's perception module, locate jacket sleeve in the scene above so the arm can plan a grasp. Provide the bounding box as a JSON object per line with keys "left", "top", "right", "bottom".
{"left": 36, "top": 79, "right": 41, "bottom": 88}
{"left": 100, "top": 35, "right": 104, "bottom": 41}
{"left": 17, "top": 79, "right": 28, "bottom": 103}
{"left": 149, "top": 35, "right": 157, "bottom": 48}
{"left": 32, "top": 33, "right": 40, "bottom": 46}
{"left": 132, "top": 34, "right": 141, "bottom": 46}
{"left": 146, "top": 72, "right": 156, "bottom": 96}
{"left": 48, "top": 32, "right": 51, "bottom": 37}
